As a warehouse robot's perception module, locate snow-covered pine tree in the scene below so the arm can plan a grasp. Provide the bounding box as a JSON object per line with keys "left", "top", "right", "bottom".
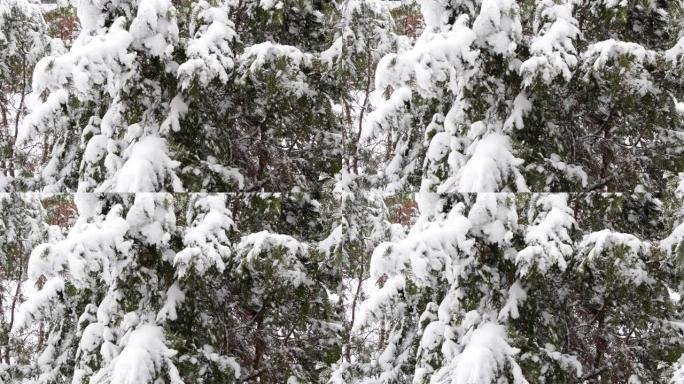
{"left": 322, "top": 168, "right": 407, "bottom": 381}
{"left": 663, "top": 173, "right": 684, "bottom": 383}
{"left": 0, "top": 193, "right": 57, "bottom": 380}
{"left": 228, "top": 193, "right": 342, "bottom": 382}
{"left": 172, "top": 0, "right": 342, "bottom": 192}
{"left": 0, "top": 0, "right": 53, "bottom": 190}
{"left": 663, "top": 173, "right": 684, "bottom": 264}
{"left": 319, "top": 3, "right": 421, "bottom": 379}
{"left": 515, "top": 192, "right": 682, "bottom": 383}
{"left": 22, "top": 0, "right": 184, "bottom": 192}
{"left": 354, "top": 192, "right": 683, "bottom": 383}
{"left": 351, "top": 1, "right": 684, "bottom": 382}
{"left": 322, "top": 0, "right": 409, "bottom": 174}
{"left": 5, "top": 1, "right": 684, "bottom": 383}
{"left": 163, "top": 192, "right": 342, "bottom": 383}
{"left": 367, "top": 0, "right": 684, "bottom": 194}
{"left": 19, "top": 0, "right": 343, "bottom": 193}
{"left": 12, "top": 193, "right": 183, "bottom": 383}
{"left": 12, "top": 192, "right": 341, "bottom": 383}
{"left": 354, "top": 192, "right": 529, "bottom": 383}
{"left": 570, "top": 193, "right": 681, "bottom": 382}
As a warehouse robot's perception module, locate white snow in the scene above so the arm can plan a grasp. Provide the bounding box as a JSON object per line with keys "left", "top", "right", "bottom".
{"left": 79, "top": 322, "right": 104, "bottom": 353}
{"left": 13, "top": 277, "right": 64, "bottom": 331}
{"left": 177, "top": 1, "right": 236, "bottom": 89}
{"left": 161, "top": 95, "right": 189, "bottom": 133}
{"left": 174, "top": 195, "right": 233, "bottom": 278}
{"left": 434, "top": 322, "right": 527, "bottom": 384}
{"left": 157, "top": 283, "right": 186, "bottom": 322}
{"left": 106, "top": 136, "right": 183, "bottom": 192}
{"left": 452, "top": 132, "right": 527, "bottom": 192}
{"left": 239, "top": 42, "right": 313, "bottom": 97}
{"left": 129, "top": 0, "right": 179, "bottom": 58}
{"left": 503, "top": 92, "right": 532, "bottom": 130}
{"left": 472, "top": 0, "right": 521, "bottom": 57}
{"left": 106, "top": 324, "right": 182, "bottom": 384}
{"left": 520, "top": 0, "right": 579, "bottom": 85}
{"left": 583, "top": 39, "right": 656, "bottom": 71}
{"left": 237, "top": 231, "right": 312, "bottom": 288}
{"left": 517, "top": 194, "right": 575, "bottom": 275}
{"left": 498, "top": 281, "right": 527, "bottom": 320}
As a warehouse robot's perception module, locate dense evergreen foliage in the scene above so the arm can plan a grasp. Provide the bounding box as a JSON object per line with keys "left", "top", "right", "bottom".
{"left": 0, "top": 0, "right": 683, "bottom": 383}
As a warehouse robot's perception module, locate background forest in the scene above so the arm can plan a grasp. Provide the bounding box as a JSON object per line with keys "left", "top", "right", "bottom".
{"left": 0, "top": 0, "right": 684, "bottom": 383}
